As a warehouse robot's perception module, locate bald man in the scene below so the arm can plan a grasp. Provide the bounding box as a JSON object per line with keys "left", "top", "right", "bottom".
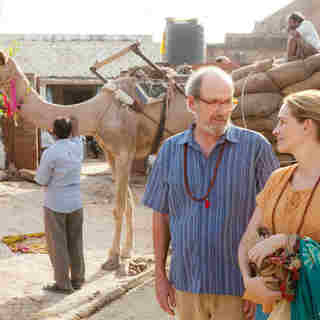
{"left": 142, "top": 67, "right": 279, "bottom": 320}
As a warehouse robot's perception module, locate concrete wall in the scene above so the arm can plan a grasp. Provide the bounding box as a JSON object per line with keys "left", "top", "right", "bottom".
{"left": 0, "top": 34, "right": 160, "bottom": 78}
{"left": 207, "top": 34, "right": 287, "bottom": 65}
{"left": 0, "top": 34, "right": 152, "bottom": 42}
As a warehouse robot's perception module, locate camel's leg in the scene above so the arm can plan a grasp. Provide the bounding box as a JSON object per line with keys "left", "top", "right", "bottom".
{"left": 121, "top": 185, "right": 135, "bottom": 259}
{"left": 105, "top": 150, "right": 116, "bottom": 181}
{"left": 102, "top": 153, "right": 132, "bottom": 271}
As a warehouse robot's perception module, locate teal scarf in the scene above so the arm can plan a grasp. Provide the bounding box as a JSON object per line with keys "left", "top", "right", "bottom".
{"left": 291, "top": 237, "right": 320, "bottom": 320}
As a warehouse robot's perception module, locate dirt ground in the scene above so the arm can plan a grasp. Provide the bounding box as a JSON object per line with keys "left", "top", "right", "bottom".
{"left": 89, "top": 280, "right": 167, "bottom": 320}
{"left": 0, "top": 159, "right": 154, "bottom": 320}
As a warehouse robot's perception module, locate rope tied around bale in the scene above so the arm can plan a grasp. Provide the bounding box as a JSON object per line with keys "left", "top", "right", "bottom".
{"left": 238, "top": 71, "right": 256, "bottom": 129}
{"left": 301, "top": 57, "right": 314, "bottom": 80}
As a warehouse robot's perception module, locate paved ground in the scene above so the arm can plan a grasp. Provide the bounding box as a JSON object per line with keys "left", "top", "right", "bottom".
{"left": 89, "top": 280, "right": 171, "bottom": 320}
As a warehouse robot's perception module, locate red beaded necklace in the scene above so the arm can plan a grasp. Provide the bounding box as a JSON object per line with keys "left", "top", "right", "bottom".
{"left": 183, "top": 143, "right": 226, "bottom": 208}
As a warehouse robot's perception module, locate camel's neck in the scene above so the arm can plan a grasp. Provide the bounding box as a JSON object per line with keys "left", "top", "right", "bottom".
{"left": 12, "top": 72, "right": 106, "bottom": 135}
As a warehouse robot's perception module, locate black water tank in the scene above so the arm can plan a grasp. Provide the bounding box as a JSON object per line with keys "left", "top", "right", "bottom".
{"left": 165, "top": 18, "right": 205, "bottom": 65}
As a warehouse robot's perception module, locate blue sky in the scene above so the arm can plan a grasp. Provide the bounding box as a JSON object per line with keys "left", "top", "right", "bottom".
{"left": 0, "top": 0, "right": 293, "bottom": 43}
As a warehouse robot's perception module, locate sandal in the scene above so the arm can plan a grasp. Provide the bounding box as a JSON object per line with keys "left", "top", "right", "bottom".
{"left": 43, "top": 283, "right": 74, "bottom": 294}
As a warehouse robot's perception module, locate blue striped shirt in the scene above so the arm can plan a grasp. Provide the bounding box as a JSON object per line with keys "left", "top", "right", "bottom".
{"left": 142, "top": 124, "right": 279, "bottom": 296}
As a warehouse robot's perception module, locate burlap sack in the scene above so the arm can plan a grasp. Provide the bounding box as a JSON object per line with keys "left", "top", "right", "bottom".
{"left": 282, "top": 71, "right": 320, "bottom": 96}
{"left": 232, "top": 93, "right": 282, "bottom": 119}
{"left": 234, "top": 72, "right": 280, "bottom": 97}
{"left": 233, "top": 111, "right": 278, "bottom": 133}
{"left": 303, "top": 53, "right": 320, "bottom": 75}
{"left": 232, "top": 59, "right": 273, "bottom": 82}
{"left": 267, "top": 54, "right": 320, "bottom": 90}
{"left": 266, "top": 60, "right": 309, "bottom": 89}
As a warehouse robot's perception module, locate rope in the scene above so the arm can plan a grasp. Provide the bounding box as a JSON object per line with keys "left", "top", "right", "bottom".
{"left": 238, "top": 62, "right": 281, "bottom": 129}
{"left": 239, "top": 71, "right": 255, "bottom": 128}
{"left": 150, "top": 96, "right": 168, "bottom": 155}
{"left": 301, "top": 57, "right": 313, "bottom": 79}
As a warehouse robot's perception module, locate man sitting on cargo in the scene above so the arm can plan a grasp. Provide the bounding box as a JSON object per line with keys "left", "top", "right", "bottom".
{"left": 286, "top": 12, "right": 320, "bottom": 61}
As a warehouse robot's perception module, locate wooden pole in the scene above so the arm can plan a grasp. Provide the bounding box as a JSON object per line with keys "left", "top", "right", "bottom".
{"left": 91, "top": 42, "right": 139, "bottom": 70}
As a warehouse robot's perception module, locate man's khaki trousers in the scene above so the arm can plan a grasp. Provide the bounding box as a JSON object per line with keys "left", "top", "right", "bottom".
{"left": 175, "top": 290, "right": 245, "bottom": 320}
{"left": 44, "top": 207, "right": 85, "bottom": 290}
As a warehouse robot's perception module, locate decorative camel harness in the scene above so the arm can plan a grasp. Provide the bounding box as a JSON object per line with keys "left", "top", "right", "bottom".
{"left": 0, "top": 78, "right": 22, "bottom": 121}
{"left": 91, "top": 41, "right": 186, "bottom": 155}
{"left": 102, "top": 79, "right": 176, "bottom": 155}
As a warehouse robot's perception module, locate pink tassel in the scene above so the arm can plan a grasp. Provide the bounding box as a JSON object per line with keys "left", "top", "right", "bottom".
{"left": 3, "top": 94, "right": 11, "bottom": 117}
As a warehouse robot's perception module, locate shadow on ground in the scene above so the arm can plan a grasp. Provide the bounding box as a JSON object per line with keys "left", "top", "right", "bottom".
{"left": 0, "top": 292, "right": 66, "bottom": 320}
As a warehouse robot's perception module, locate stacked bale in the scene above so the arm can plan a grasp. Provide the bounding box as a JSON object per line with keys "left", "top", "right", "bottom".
{"left": 231, "top": 53, "right": 320, "bottom": 165}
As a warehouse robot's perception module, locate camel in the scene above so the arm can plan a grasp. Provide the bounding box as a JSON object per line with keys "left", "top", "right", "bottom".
{"left": 0, "top": 51, "right": 194, "bottom": 271}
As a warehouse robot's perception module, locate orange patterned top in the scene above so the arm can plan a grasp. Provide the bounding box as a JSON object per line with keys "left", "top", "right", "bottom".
{"left": 243, "top": 165, "right": 320, "bottom": 312}
{"left": 256, "top": 164, "right": 320, "bottom": 241}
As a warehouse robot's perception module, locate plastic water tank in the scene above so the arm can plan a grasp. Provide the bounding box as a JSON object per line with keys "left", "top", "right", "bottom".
{"left": 165, "top": 18, "right": 205, "bottom": 65}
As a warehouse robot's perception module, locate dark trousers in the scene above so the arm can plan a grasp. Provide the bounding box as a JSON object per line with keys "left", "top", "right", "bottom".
{"left": 44, "top": 207, "right": 85, "bottom": 290}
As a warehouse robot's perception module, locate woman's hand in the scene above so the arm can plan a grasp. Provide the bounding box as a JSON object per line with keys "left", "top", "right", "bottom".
{"left": 242, "top": 299, "right": 256, "bottom": 320}
{"left": 245, "top": 276, "right": 282, "bottom": 306}
{"left": 248, "top": 234, "right": 287, "bottom": 268}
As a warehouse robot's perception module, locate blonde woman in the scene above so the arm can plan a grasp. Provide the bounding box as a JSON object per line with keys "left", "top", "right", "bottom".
{"left": 238, "top": 89, "right": 320, "bottom": 320}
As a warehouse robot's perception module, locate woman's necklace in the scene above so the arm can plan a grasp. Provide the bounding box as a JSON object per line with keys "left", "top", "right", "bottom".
{"left": 272, "top": 166, "right": 320, "bottom": 234}
{"left": 183, "top": 143, "right": 226, "bottom": 208}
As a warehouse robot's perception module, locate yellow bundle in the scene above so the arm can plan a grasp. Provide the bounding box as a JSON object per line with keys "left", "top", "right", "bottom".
{"left": 1, "top": 232, "right": 47, "bottom": 254}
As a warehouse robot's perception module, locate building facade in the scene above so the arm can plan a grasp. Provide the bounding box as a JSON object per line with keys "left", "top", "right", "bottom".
{"left": 0, "top": 34, "right": 161, "bottom": 170}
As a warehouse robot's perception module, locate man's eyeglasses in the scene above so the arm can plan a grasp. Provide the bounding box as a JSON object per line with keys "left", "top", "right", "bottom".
{"left": 196, "top": 96, "right": 238, "bottom": 112}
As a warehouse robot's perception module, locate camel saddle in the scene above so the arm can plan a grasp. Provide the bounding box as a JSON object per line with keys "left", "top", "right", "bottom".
{"left": 135, "top": 74, "right": 188, "bottom": 106}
